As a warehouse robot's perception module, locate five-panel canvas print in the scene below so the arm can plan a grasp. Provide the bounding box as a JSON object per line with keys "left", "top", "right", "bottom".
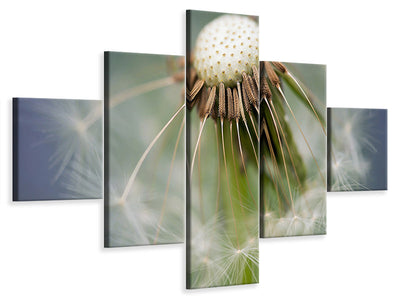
{"left": 11, "top": 9, "right": 388, "bottom": 290}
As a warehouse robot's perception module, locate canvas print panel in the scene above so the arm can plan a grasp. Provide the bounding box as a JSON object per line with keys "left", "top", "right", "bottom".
{"left": 260, "top": 62, "right": 327, "bottom": 238}
{"left": 104, "top": 52, "right": 185, "bottom": 247}
{"left": 13, "top": 98, "right": 102, "bottom": 201}
{"left": 328, "top": 108, "right": 387, "bottom": 191}
{"left": 186, "top": 10, "right": 259, "bottom": 289}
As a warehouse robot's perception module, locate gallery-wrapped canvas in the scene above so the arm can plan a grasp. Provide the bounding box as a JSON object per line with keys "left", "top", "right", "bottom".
{"left": 104, "top": 52, "right": 185, "bottom": 247}
{"left": 260, "top": 62, "right": 327, "bottom": 238}
{"left": 328, "top": 108, "right": 387, "bottom": 191}
{"left": 186, "top": 10, "right": 259, "bottom": 288}
{"left": 13, "top": 97, "right": 102, "bottom": 201}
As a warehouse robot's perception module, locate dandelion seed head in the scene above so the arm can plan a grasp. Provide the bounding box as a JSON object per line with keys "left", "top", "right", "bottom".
{"left": 193, "top": 15, "right": 258, "bottom": 87}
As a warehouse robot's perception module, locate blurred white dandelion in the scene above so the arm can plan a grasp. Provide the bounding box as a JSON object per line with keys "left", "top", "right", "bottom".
{"left": 13, "top": 97, "right": 102, "bottom": 200}
{"left": 328, "top": 108, "right": 387, "bottom": 191}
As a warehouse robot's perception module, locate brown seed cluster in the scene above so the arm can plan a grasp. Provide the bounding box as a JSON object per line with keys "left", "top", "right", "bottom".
{"left": 186, "top": 66, "right": 260, "bottom": 123}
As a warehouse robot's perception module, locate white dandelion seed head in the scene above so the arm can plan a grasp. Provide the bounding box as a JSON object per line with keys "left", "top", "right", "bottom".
{"left": 193, "top": 15, "right": 259, "bottom": 87}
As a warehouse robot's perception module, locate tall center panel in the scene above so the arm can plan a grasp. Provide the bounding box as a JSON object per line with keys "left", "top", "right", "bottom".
{"left": 186, "top": 10, "right": 260, "bottom": 289}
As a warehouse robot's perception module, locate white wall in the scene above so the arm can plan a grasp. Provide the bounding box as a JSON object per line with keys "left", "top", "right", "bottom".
{"left": 1, "top": 0, "right": 399, "bottom": 299}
